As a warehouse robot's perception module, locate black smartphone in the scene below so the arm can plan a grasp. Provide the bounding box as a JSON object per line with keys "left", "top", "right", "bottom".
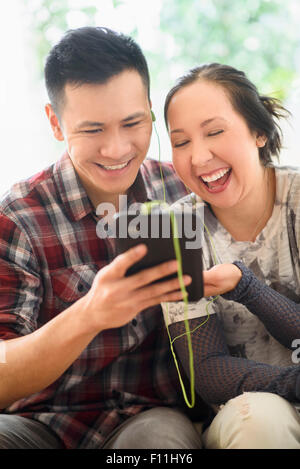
{"left": 114, "top": 209, "right": 203, "bottom": 301}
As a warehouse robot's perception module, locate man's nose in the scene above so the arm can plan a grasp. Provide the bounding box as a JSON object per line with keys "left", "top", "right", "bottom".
{"left": 100, "top": 130, "right": 131, "bottom": 160}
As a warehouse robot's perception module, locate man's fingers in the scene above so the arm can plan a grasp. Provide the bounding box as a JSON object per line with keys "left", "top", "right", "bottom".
{"left": 140, "top": 288, "right": 190, "bottom": 309}
{"left": 106, "top": 244, "right": 148, "bottom": 278}
{"left": 126, "top": 259, "right": 179, "bottom": 289}
{"left": 136, "top": 274, "right": 191, "bottom": 304}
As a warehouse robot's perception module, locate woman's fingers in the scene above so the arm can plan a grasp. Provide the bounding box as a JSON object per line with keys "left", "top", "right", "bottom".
{"left": 202, "top": 264, "right": 242, "bottom": 296}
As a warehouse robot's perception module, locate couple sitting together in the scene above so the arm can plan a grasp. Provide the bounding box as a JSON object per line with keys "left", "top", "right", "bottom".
{"left": 0, "top": 26, "right": 299, "bottom": 449}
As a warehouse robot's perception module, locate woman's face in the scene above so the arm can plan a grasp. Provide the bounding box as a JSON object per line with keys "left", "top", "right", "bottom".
{"left": 167, "top": 80, "right": 266, "bottom": 210}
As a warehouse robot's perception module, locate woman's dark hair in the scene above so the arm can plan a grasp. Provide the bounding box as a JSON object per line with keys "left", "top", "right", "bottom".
{"left": 45, "top": 26, "right": 150, "bottom": 115}
{"left": 164, "top": 63, "right": 290, "bottom": 165}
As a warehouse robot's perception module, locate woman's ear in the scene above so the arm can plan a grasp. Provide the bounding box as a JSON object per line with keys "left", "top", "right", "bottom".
{"left": 45, "top": 104, "right": 64, "bottom": 141}
{"left": 256, "top": 134, "right": 267, "bottom": 148}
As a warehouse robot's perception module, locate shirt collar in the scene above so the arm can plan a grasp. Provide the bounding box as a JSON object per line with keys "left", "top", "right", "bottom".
{"left": 53, "top": 152, "right": 94, "bottom": 222}
{"left": 127, "top": 166, "right": 156, "bottom": 206}
{"left": 53, "top": 153, "right": 156, "bottom": 222}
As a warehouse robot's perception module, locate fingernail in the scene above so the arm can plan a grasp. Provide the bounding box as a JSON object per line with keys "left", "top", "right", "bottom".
{"left": 184, "top": 275, "right": 192, "bottom": 284}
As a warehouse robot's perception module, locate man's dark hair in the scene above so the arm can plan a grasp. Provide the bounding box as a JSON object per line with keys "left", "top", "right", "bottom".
{"left": 45, "top": 26, "right": 150, "bottom": 115}
{"left": 164, "top": 63, "right": 290, "bottom": 166}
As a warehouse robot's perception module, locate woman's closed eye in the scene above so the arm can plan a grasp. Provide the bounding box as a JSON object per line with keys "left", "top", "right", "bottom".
{"left": 173, "top": 140, "right": 190, "bottom": 148}
{"left": 207, "top": 129, "right": 224, "bottom": 137}
{"left": 173, "top": 129, "right": 224, "bottom": 147}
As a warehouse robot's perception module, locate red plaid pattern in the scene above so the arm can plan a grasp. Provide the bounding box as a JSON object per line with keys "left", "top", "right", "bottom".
{"left": 0, "top": 153, "right": 188, "bottom": 448}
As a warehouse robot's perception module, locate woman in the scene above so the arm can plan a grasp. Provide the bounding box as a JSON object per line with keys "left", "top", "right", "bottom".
{"left": 163, "top": 63, "right": 300, "bottom": 449}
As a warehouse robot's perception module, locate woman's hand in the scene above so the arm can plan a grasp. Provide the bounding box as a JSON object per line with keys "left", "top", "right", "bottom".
{"left": 202, "top": 263, "right": 242, "bottom": 297}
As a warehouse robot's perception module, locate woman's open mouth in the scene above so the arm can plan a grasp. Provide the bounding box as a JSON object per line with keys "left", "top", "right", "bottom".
{"left": 199, "top": 167, "right": 232, "bottom": 193}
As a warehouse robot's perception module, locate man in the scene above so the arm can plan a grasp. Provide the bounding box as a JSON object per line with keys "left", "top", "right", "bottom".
{"left": 0, "top": 27, "right": 204, "bottom": 449}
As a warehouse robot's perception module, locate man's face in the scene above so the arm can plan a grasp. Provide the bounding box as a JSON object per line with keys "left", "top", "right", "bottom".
{"left": 46, "top": 70, "right": 152, "bottom": 209}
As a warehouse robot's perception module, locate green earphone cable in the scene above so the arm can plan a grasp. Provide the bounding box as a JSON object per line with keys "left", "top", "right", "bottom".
{"left": 169, "top": 210, "right": 195, "bottom": 407}
{"left": 142, "top": 201, "right": 195, "bottom": 407}
{"left": 153, "top": 118, "right": 166, "bottom": 203}
{"left": 149, "top": 118, "right": 219, "bottom": 408}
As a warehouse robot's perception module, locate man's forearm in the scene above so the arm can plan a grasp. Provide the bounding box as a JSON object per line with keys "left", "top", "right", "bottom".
{"left": 0, "top": 244, "right": 191, "bottom": 409}
{"left": 0, "top": 295, "right": 97, "bottom": 409}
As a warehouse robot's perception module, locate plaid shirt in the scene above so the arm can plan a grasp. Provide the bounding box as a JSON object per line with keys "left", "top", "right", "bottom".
{"left": 0, "top": 153, "right": 189, "bottom": 449}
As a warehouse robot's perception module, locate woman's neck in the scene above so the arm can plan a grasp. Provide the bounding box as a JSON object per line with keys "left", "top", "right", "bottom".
{"left": 211, "top": 167, "right": 276, "bottom": 242}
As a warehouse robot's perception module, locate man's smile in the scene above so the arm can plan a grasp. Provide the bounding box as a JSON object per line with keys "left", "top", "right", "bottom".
{"left": 97, "top": 159, "right": 132, "bottom": 171}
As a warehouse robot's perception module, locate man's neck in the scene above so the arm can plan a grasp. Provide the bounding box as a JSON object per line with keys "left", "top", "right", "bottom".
{"left": 91, "top": 193, "right": 126, "bottom": 213}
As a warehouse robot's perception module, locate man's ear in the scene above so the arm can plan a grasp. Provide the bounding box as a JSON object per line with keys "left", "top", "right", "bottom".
{"left": 45, "top": 104, "right": 64, "bottom": 141}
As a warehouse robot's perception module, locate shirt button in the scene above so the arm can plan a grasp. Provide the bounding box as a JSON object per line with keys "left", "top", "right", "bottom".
{"left": 132, "top": 319, "right": 137, "bottom": 327}
{"left": 77, "top": 283, "right": 84, "bottom": 292}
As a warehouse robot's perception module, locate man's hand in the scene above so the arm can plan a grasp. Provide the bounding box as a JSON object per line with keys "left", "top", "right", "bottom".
{"left": 202, "top": 263, "right": 242, "bottom": 298}
{"left": 83, "top": 244, "right": 191, "bottom": 332}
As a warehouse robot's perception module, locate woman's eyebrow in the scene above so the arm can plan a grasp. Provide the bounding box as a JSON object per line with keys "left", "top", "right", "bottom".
{"left": 170, "top": 116, "right": 227, "bottom": 134}
{"left": 200, "top": 116, "right": 227, "bottom": 127}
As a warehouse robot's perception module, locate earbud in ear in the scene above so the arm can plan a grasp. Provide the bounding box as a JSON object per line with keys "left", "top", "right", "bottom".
{"left": 151, "top": 110, "right": 156, "bottom": 122}
{"left": 256, "top": 135, "right": 267, "bottom": 148}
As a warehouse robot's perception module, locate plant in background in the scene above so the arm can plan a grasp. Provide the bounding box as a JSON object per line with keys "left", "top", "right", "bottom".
{"left": 159, "top": 0, "right": 300, "bottom": 100}
{"left": 23, "top": 0, "right": 98, "bottom": 75}
{"left": 24, "top": 0, "right": 300, "bottom": 100}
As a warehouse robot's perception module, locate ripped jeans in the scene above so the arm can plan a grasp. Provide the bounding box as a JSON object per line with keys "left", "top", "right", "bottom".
{"left": 203, "top": 392, "right": 300, "bottom": 449}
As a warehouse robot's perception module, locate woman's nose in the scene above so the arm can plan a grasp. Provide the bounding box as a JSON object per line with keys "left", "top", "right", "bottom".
{"left": 191, "top": 140, "right": 214, "bottom": 167}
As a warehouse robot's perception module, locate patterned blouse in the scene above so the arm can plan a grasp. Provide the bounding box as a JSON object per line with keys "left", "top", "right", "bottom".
{"left": 164, "top": 166, "right": 300, "bottom": 408}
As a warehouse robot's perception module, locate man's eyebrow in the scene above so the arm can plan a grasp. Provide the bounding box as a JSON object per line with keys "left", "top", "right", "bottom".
{"left": 170, "top": 116, "right": 227, "bottom": 134}
{"left": 75, "top": 112, "right": 147, "bottom": 130}
{"left": 75, "top": 121, "right": 104, "bottom": 130}
{"left": 121, "top": 111, "right": 147, "bottom": 123}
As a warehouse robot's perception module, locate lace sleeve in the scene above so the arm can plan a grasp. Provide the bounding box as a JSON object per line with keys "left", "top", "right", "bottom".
{"left": 169, "top": 315, "right": 300, "bottom": 405}
{"left": 222, "top": 261, "right": 300, "bottom": 349}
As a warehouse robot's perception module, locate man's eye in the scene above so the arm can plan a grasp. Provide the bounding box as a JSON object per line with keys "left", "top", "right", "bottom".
{"left": 124, "top": 121, "right": 141, "bottom": 128}
{"left": 84, "top": 129, "right": 102, "bottom": 134}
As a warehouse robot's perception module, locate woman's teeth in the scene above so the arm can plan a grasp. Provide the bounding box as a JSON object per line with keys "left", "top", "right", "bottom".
{"left": 201, "top": 167, "right": 230, "bottom": 183}
{"left": 99, "top": 161, "right": 130, "bottom": 170}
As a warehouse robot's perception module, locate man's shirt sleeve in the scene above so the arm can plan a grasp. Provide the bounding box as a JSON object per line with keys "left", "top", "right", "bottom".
{"left": 0, "top": 212, "right": 41, "bottom": 339}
